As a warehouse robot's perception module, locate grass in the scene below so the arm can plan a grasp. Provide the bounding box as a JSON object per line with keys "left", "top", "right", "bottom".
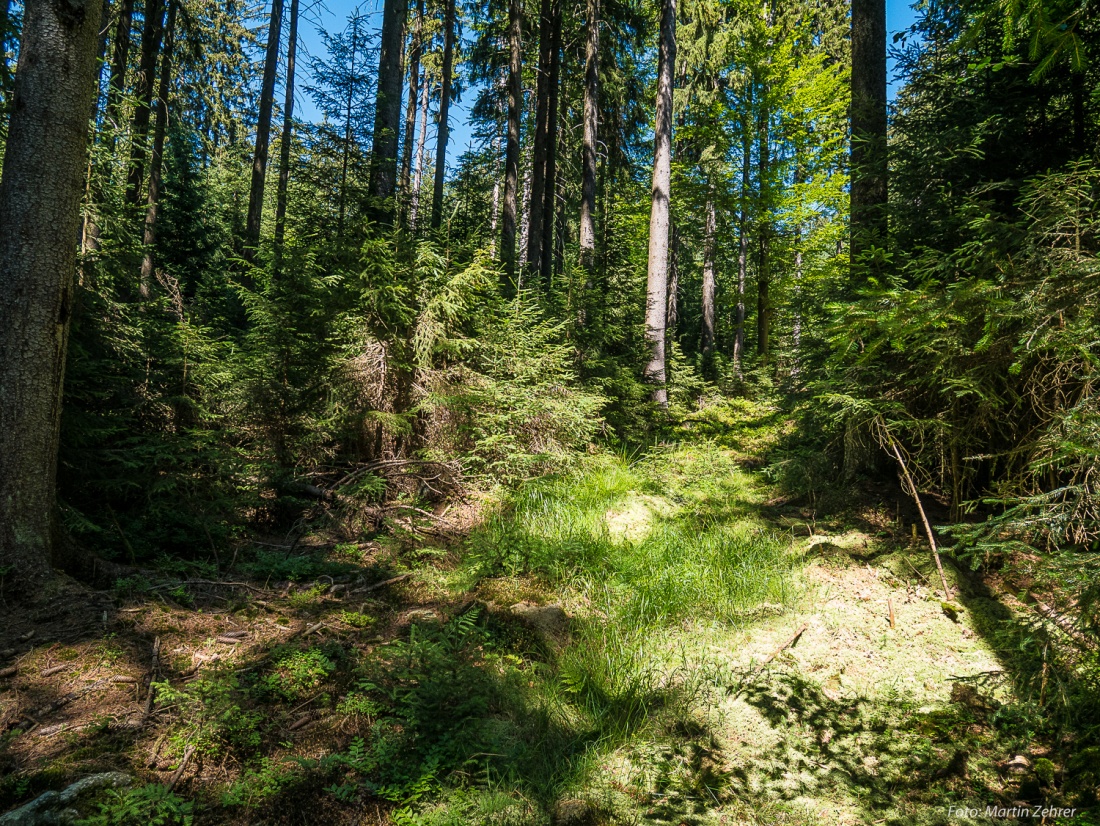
{"left": 8, "top": 400, "right": 1097, "bottom": 825}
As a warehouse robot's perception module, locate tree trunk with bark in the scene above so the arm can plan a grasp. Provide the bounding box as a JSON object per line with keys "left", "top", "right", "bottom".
{"left": 578, "top": 0, "right": 598, "bottom": 274}
{"left": 524, "top": 0, "right": 552, "bottom": 282}
{"left": 701, "top": 193, "right": 716, "bottom": 362}
{"left": 410, "top": 70, "right": 431, "bottom": 230}
{"left": 126, "top": 0, "right": 165, "bottom": 206}
{"left": 273, "top": 0, "right": 299, "bottom": 269}
{"left": 539, "top": 0, "right": 560, "bottom": 289}
{"left": 138, "top": 0, "right": 177, "bottom": 298}
{"left": 103, "top": 0, "right": 133, "bottom": 132}
{"left": 644, "top": 0, "right": 676, "bottom": 407}
{"left": 500, "top": 0, "right": 522, "bottom": 291}
{"left": 368, "top": 0, "right": 407, "bottom": 221}
{"left": 430, "top": 0, "right": 456, "bottom": 229}
{"left": 756, "top": 97, "right": 770, "bottom": 362}
{"left": 399, "top": 0, "right": 424, "bottom": 226}
{"left": 849, "top": 0, "right": 886, "bottom": 272}
{"left": 733, "top": 108, "right": 750, "bottom": 378}
{"left": 0, "top": 0, "right": 103, "bottom": 590}
{"left": 245, "top": 0, "right": 285, "bottom": 251}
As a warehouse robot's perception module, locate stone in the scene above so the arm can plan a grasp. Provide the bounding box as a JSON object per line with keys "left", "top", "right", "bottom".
{"left": 509, "top": 602, "right": 570, "bottom": 646}
{"left": 552, "top": 798, "right": 596, "bottom": 826}
{"left": 0, "top": 773, "right": 130, "bottom": 826}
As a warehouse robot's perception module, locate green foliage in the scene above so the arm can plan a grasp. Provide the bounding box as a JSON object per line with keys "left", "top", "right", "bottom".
{"left": 261, "top": 646, "right": 337, "bottom": 701}
{"left": 76, "top": 784, "right": 194, "bottom": 826}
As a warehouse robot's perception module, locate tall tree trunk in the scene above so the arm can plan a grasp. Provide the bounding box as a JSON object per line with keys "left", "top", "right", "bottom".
{"left": 245, "top": 0, "right": 284, "bottom": 251}
{"left": 430, "top": 0, "right": 456, "bottom": 229}
{"left": 666, "top": 222, "right": 679, "bottom": 329}
{"left": 578, "top": 0, "right": 598, "bottom": 274}
{"left": 524, "top": 0, "right": 552, "bottom": 281}
{"left": 273, "top": 0, "right": 299, "bottom": 269}
{"left": 0, "top": 0, "right": 103, "bottom": 589}
{"left": 499, "top": 0, "right": 522, "bottom": 291}
{"left": 126, "top": 0, "right": 165, "bottom": 206}
{"left": 368, "top": 0, "right": 407, "bottom": 221}
{"left": 733, "top": 110, "right": 750, "bottom": 378}
{"left": 756, "top": 96, "right": 770, "bottom": 361}
{"left": 849, "top": 0, "right": 886, "bottom": 272}
{"left": 138, "top": 0, "right": 176, "bottom": 298}
{"left": 337, "top": 22, "right": 358, "bottom": 245}
{"left": 539, "top": 0, "right": 560, "bottom": 289}
{"left": 644, "top": 0, "right": 676, "bottom": 407}
{"left": 409, "top": 71, "right": 430, "bottom": 230}
{"left": 701, "top": 193, "right": 716, "bottom": 361}
{"left": 103, "top": 0, "right": 133, "bottom": 131}
{"left": 399, "top": 0, "right": 423, "bottom": 225}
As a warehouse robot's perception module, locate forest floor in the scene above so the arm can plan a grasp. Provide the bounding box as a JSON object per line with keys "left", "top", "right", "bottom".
{"left": 1, "top": 401, "right": 1096, "bottom": 825}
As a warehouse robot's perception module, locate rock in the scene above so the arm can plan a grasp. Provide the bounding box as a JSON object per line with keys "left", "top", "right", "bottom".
{"left": 0, "top": 773, "right": 130, "bottom": 826}
{"left": 552, "top": 798, "right": 596, "bottom": 826}
{"left": 509, "top": 602, "right": 570, "bottom": 646}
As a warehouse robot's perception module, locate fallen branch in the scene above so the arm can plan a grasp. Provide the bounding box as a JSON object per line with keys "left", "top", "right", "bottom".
{"left": 751, "top": 622, "right": 809, "bottom": 676}
{"left": 167, "top": 744, "right": 196, "bottom": 791}
{"left": 882, "top": 431, "right": 952, "bottom": 601}
{"left": 350, "top": 573, "right": 412, "bottom": 594}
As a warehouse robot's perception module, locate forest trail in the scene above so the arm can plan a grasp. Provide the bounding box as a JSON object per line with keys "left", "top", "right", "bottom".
{"left": 0, "top": 403, "right": 1083, "bottom": 825}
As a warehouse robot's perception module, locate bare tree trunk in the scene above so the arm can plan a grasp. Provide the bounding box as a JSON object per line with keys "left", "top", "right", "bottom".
{"left": 701, "top": 193, "right": 716, "bottom": 360}
{"left": 733, "top": 109, "right": 750, "bottom": 378}
{"left": 756, "top": 98, "right": 770, "bottom": 362}
{"left": 126, "top": 0, "right": 165, "bottom": 206}
{"left": 539, "top": 0, "right": 560, "bottom": 289}
{"left": 273, "top": 0, "right": 299, "bottom": 270}
{"left": 245, "top": 0, "right": 285, "bottom": 251}
{"left": 489, "top": 128, "right": 501, "bottom": 255}
{"left": 644, "top": 0, "right": 675, "bottom": 407}
{"left": 430, "top": 0, "right": 455, "bottom": 229}
{"left": 368, "top": 0, "right": 407, "bottom": 221}
{"left": 398, "top": 0, "right": 423, "bottom": 225}
{"left": 138, "top": 0, "right": 177, "bottom": 298}
{"left": 103, "top": 0, "right": 133, "bottom": 133}
{"left": 850, "top": 0, "right": 886, "bottom": 272}
{"left": 666, "top": 222, "right": 679, "bottom": 329}
{"left": 337, "top": 22, "right": 358, "bottom": 245}
{"left": 524, "top": 0, "right": 552, "bottom": 280}
{"left": 578, "top": 0, "right": 598, "bottom": 274}
{"left": 500, "top": 0, "right": 522, "bottom": 291}
{"left": 409, "top": 72, "right": 430, "bottom": 230}
{"left": 0, "top": 0, "right": 103, "bottom": 589}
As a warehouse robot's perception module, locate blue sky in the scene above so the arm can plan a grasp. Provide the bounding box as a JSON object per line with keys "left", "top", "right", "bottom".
{"left": 294, "top": 0, "right": 922, "bottom": 162}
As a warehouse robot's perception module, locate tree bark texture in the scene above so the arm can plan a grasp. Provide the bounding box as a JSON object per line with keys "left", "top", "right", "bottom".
{"left": 245, "top": 0, "right": 285, "bottom": 250}
{"left": 126, "top": 0, "right": 164, "bottom": 206}
{"left": 273, "top": 0, "right": 299, "bottom": 266}
{"left": 849, "top": 0, "right": 886, "bottom": 271}
{"left": 578, "top": 0, "right": 599, "bottom": 274}
{"left": 139, "top": 0, "right": 177, "bottom": 298}
{"left": 756, "top": 96, "right": 770, "bottom": 361}
{"left": 410, "top": 69, "right": 430, "bottom": 230}
{"left": 524, "top": 0, "right": 552, "bottom": 282}
{"left": 0, "top": 0, "right": 104, "bottom": 588}
{"left": 500, "top": 0, "right": 522, "bottom": 291}
{"left": 399, "top": 0, "right": 423, "bottom": 226}
{"left": 701, "top": 194, "right": 716, "bottom": 358}
{"left": 644, "top": 0, "right": 675, "bottom": 407}
{"left": 539, "top": 0, "right": 560, "bottom": 289}
{"left": 368, "top": 0, "right": 407, "bottom": 219}
{"left": 103, "top": 0, "right": 133, "bottom": 132}
{"left": 430, "top": 0, "right": 456, "bottom": 229}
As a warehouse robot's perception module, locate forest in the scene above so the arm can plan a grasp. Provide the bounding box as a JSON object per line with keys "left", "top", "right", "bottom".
{"left": 0, "top": 0, "right": 1099, "bottom": 819}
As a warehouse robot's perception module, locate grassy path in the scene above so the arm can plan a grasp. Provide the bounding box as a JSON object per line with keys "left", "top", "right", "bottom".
{"left": 1, "top": 409, "right": 1095, "bottom": 825}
